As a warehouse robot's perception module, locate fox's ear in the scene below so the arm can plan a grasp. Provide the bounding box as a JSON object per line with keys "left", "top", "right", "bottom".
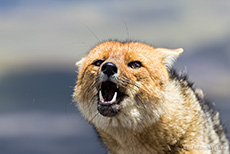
{"left": 156, "top": 48, "right": 183, "bottom": 68}
{"left": 75, "top": 57, "right": 86, "bottom": 69}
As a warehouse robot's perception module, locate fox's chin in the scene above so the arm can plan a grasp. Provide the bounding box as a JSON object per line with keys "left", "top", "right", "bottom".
{"left": 97, "top": 81, "right": 126, "bottom": 117}
{"left": 83, "top": 91, "right": 162, "bottom": 130}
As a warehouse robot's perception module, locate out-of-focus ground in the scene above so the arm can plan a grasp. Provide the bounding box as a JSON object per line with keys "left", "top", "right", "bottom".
{"left": 0, "top": 0, "right": 229, "bottom": 153}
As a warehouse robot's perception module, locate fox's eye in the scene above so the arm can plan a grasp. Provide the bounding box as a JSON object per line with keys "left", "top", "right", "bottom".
{"left": 93, "top": 59, "right": 104, "bottom": 66}
{"left": 128, "top": 61, "right": 142, "bottom": 69}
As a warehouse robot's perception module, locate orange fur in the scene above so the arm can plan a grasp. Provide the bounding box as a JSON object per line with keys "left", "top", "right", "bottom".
{"left": 74, "top": 41, "right": 229, "bottom": 154}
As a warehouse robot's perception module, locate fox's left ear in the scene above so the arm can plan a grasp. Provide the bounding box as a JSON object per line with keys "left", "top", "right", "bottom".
{"left": 156, "top": 48, "right": 183, "bottom": 68}
{"left": 75, "top": 57, "right": 86, "bottom": 69}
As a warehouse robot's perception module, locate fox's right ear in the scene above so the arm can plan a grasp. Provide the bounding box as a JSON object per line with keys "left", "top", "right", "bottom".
{"left": 75, "top": 57, "right": 86, "bottom": 69}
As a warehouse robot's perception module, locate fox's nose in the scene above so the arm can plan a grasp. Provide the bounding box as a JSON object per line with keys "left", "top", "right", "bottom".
{"left": 101, "top": 62, "right": 118, "bottom": 77}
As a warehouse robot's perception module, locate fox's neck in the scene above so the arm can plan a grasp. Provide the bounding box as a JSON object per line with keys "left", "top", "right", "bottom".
{"left": 98, "top": 123, "right": 173, "bottom": 153}
{"left": 98, "top": 119, "right": 193, "bottom": 153}
{"left": 98, "top": 80, "right": 207, "bottom": 153}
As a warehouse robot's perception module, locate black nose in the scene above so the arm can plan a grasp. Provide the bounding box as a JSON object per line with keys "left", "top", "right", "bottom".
{"left": 101, "top": 62, "right": 118, "bottom": 77}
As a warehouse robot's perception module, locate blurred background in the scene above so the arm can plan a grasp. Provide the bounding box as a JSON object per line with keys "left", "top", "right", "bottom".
{"left": 0, "top": 0, "right": 229, "bottom": 153}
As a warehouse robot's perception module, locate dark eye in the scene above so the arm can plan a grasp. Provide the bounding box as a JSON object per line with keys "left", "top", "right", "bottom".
{"left": 93, "top": 59, "right": 104, "bottom": 66}
{"left": 128, "top": 61, "right": 142, "bottom": 69}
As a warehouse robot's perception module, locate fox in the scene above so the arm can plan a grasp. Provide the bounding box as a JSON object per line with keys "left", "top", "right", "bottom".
{"left": 73, "top": 41, "right": 229, "bottom": 154}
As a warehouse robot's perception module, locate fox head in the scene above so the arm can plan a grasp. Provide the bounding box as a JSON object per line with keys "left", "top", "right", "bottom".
{"left": 73, "top": 41, "right": 183, "bottom": 130}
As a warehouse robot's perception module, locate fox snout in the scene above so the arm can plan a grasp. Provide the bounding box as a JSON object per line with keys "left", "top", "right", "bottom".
{"left": 101, "top": 62, "right": 118, "bottom": 77}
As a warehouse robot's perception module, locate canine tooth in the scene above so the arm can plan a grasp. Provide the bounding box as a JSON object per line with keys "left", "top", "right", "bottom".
{"left": 110, "top": 92, "right": 117, "bottom": 103}
{"left": 116, "top": 85, "right": 119, "bottom": 89}
{"left": 99, "top": 90, "right": 104, "bottom": 102}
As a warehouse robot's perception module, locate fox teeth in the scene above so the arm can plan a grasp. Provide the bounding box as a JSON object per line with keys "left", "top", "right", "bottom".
{"left": 110, "top": 92, "right": 117, "bottom": 103}
{"left": 99, "top": 90, "right": 117, "bottom": 103}
{"left": 99, "top": 90, "right": 104, "bottom": 102}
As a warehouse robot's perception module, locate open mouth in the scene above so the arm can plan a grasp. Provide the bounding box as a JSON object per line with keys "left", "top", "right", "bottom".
{"left": 97, "top": 81, "right": 125, "bottom": 117}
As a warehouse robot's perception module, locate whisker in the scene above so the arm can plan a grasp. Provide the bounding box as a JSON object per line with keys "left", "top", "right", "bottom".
{"left": 85, "top": 81, "right": 100, "bottom": 103}
{"left": 136, "top": 93, "right": 147, "bottom": 110}
{"left": 128, "top": 88, "right": 146, "bottom": 110}
{"left": 119, "top": 76, "right": 151, "bottom": 95}
{"left": 121, "top": 110, "right": 129, "bottom": 117}
{"left": 88, "top": 94, "right": 98, "bottom": 110}
{"left": 117, "top": 76, "right": 141, "bottom": 90}
{"left": 84, "top": 77, "right": 99, "bottom": 101}
{"left": 89, "top": 112, "right": 100, "bottom": 124}
{"left": 117, "top": 76, "right": 147, "bottom": 110}
{"left": 122, "top": 19, "right": 130, "bottom": 42}
{"left": 80, "top": 22, "right": 101, "bottom": 43}
{"left": 83, "top": 84, "right": 94, "bottom": 104}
